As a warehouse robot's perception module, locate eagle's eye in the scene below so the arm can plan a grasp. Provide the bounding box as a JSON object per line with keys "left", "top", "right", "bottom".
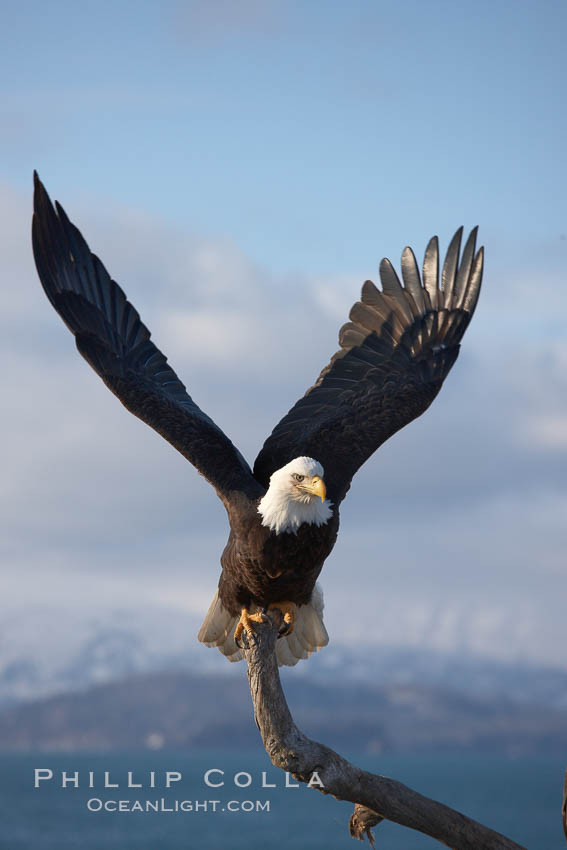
{"left": 293, "top": 474, "right": 305, "bottom": 483}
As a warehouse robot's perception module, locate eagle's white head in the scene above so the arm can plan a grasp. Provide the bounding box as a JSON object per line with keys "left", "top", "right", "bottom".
{"left": 257, "top": 456, "right": 333, "bottom": 535}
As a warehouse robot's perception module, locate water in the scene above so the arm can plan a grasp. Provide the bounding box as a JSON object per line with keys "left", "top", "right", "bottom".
{"left": 0, "top": 749, "right": 563, "bottom": 849}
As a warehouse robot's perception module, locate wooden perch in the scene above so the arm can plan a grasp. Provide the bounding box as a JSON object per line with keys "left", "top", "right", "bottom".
{"left": 242, "top": 615, "right": 527, "bottom": 850}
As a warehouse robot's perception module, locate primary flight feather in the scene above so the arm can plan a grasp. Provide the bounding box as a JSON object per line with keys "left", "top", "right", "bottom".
{"left": 32, "top": 173, "right": 483, "bottom": 666}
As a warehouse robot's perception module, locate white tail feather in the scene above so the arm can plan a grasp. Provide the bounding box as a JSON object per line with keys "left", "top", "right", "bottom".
{"left": 197, "top": 584, "right": 329, "bottom": 667}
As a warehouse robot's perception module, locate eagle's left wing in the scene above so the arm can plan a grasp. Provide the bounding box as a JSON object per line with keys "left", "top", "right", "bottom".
{"left": 254, "top": 229, "right": 483, "bottom": 506}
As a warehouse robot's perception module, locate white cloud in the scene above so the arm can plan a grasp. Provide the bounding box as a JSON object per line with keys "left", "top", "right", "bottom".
{"left": 523, "top": 415, "right": 567, "bottom": 449}
{"left": 160, "top": 309, "right": 264, "bottom": 362}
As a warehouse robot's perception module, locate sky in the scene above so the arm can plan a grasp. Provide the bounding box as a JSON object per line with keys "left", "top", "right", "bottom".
{"left": 1, "top": 0, "right": 566, "bottom": 670}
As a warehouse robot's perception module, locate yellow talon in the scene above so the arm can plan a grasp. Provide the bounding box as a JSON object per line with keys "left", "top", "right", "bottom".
{"left": 234, "top": 608, "right": 266, "bottom": 648}
{"left": 268, "top": 601, "right": 297, "bottom": 636}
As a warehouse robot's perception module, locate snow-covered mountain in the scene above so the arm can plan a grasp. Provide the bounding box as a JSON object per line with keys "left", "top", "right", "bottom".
{"left": 0, "top": 605, "right": 205, "bottom": 705}
{"left": 2, "top": 604, "right": 567, "bottom": 709}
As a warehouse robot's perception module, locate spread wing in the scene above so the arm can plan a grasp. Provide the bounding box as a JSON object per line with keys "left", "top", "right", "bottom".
{"left": 32, "top": 173, "right": 262, "bottom": 507}
{"left": 254, "top": 228, "right": 483, "bottom": 505}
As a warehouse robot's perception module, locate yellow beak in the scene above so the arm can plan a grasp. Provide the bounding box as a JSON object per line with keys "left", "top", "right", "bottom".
{"left": 309, "top": 475, "right": 326, "bottom": 503}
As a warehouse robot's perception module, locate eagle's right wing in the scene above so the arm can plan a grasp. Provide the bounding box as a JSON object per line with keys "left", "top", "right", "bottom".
{"left": 32, "top": 173, "right": 262, "bottom": 507}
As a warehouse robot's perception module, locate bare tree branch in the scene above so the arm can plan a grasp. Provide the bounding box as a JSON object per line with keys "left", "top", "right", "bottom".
{"left": 243, "top": 616, "right": 527, "bottom": 850}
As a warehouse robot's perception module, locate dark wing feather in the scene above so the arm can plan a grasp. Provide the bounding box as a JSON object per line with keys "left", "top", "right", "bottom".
{"left": 254, "top": 228, "right": 483, "bottom": 504}
{"left": 32, "top": 173, "right": 261, "bottom": 506}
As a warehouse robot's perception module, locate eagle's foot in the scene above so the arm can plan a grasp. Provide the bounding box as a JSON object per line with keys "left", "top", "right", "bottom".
{"left": 267, "top": 601, "right": 297, "bottom": 637}
{"left": 234, "top": 608, "right": 269, "bottom": 649}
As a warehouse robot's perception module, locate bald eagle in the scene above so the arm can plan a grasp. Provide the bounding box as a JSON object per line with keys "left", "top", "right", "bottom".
{"left": 32, "top": 173, "right": 483, "bottom": 667}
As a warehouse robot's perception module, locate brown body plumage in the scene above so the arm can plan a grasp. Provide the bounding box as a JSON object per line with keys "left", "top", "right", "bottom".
{"left": 32, "top": 173, "right": 483, "bottom": 665}
{"left": 219, "top": 499, "right": 339, "bottom": 616}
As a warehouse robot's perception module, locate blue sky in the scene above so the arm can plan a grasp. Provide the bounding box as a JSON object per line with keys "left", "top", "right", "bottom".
{"left": 1, "top": 0, "right": 566, "bottom": 669}
{"left": 2, "top": 0, "right": 565, "bottom": 272}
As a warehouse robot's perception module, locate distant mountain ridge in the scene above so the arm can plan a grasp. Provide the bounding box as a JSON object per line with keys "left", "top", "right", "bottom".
{"left": 2, "top": 604, "right": 567, "bottom": 711}
{"left": 0, "top": 669, "right": 565, "bottom": 756}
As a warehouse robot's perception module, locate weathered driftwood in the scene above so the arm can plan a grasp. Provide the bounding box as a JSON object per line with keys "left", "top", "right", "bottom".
{"left": 243, "top": 614, "right": 527, "bottom": 850}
